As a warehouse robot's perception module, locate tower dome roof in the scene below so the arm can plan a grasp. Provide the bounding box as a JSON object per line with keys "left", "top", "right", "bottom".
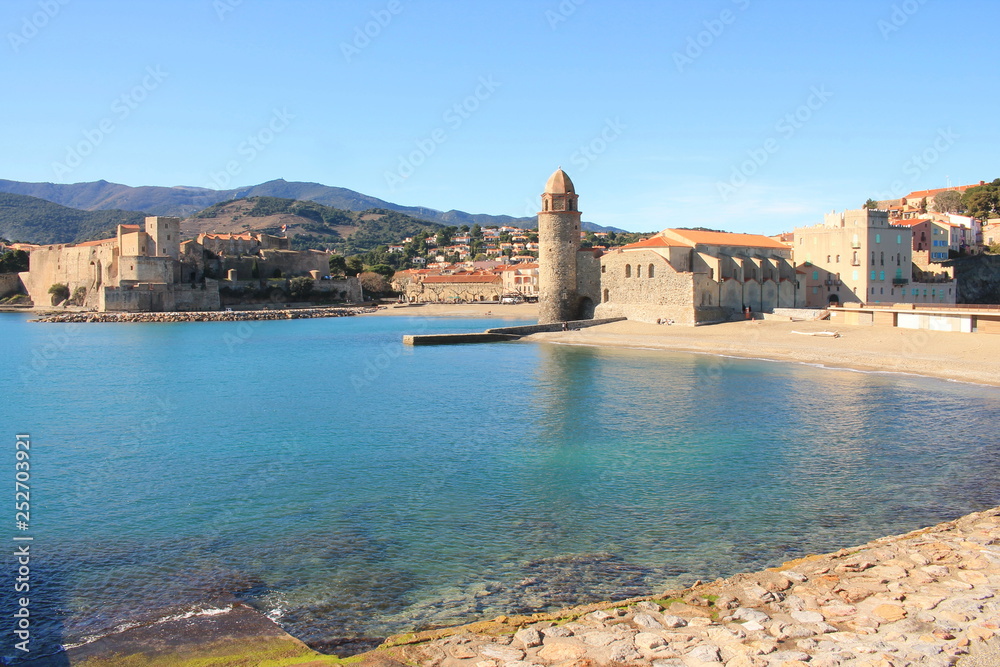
{"left": 544, "top": 168, "right": 575, "bottom": 195}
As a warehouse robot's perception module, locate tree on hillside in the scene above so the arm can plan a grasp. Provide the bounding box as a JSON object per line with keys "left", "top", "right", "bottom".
{"left": 345, "top": 256, "right": 365, "bottom": 277}
{"left": 933, "top": 190, "right": 965, "bottom": 214}
{"left": 863, "top": 198, "right": 880, "bottom": 210}
{"left": 963, "top": 180, "right": 1000, "bottom": 220}
{"left": 0, "top": 249, "right": 29, "bottom": 273}
{"left": 368, "top": 264, "right": 395, "bottom": 280}
{"left": 328, "top": 255, "right": 347, "bottom": 276}
{"left": 288, "top": 276, "right": 314, "bottom": 299}
{"left": 359, "top": 271, "right": 391, "bottom": 296}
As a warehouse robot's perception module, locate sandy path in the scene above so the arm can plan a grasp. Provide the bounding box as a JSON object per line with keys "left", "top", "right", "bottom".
{"left": 525, "top": 318, "right": 1000, "bottom": 387}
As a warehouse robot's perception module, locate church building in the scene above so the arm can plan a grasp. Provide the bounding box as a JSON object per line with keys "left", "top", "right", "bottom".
{"left": 536, "top": 168, "right": 798, "bottom": 325}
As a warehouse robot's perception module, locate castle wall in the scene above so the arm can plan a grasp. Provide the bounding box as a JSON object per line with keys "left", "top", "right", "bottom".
{"left": 23, "top": 243, "right": 117, "bottom": 307}
{"left": 118, "top": 256, "right": 177, "bottom": 284}
{"left": 0, "top": 273, "right": 25, "bottom": 297}
{"left": 101, "top": 282, "right": 220, "bottom": 312}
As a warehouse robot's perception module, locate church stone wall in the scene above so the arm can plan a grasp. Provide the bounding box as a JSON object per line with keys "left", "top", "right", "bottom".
{"left": 594, "top": 249, "right": 698, "bottom": 324}
{"left": 575, "top": 249, "right": 603, "bottom": 318}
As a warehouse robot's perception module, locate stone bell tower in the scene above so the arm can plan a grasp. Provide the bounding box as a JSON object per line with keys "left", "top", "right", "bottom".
{"left": 538, "top": 168, "right": 581, "bottom": 324}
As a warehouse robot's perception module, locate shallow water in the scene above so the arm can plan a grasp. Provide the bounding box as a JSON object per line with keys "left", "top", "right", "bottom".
{"left": 2, "top": 312, "right": 999, "bottom": 660}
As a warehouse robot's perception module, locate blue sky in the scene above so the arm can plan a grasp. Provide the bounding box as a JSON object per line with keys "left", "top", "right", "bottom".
{"left": 2, "top": 0, "right": 996, "bottom": 233}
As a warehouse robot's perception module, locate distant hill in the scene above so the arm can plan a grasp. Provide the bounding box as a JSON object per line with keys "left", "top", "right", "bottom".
{"left": 0, "top": 178, "right": 625, "bottom": 233}
{"left": 187, "top": 196, "right": 442, "bottom": 254}
{"left": 0, "top": 192, "right": 147, "bottom": 245}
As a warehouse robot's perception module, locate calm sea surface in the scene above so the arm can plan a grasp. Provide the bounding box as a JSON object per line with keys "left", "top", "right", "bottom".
{"left": 2, "top": 312, "right": 1000, "bottom": 660}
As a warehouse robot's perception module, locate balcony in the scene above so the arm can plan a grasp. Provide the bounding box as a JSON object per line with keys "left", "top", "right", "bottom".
{"left": 892, "top": 278, "right": 909, "bottom": 286}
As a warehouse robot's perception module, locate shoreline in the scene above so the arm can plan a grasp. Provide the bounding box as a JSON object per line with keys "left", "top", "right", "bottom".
{"left": 523, "top": 318, "right": 1000, "bottom": 388}
{"left": 58, "top": 505, "right": 1000, "bottom": 666}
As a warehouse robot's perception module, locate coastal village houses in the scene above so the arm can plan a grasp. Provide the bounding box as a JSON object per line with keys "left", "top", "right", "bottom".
{"left": 792, "top": 209, "right": 957, "bottom": 308}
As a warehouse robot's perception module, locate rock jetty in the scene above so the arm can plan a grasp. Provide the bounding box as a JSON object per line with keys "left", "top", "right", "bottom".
{"left": 29, "top": 306, "right": 376, "bottom": 324}
{"left": 377, "top": 507, "right": 1000, "bottom": 667}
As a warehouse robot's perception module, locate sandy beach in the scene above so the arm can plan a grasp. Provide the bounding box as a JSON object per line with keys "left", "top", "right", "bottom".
{"left": 524, "top": 317, "right": 1000, "bottom": 388}
{"left": 373, "top": 302, "right": 541, "bottom": 319}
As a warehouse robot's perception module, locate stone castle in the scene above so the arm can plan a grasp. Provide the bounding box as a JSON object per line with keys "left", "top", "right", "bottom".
{"left": 21, "top": 216, "right": 360, "bottom": 312}
{"left": 536, "top": 168, "right": 796, "bottom": 325}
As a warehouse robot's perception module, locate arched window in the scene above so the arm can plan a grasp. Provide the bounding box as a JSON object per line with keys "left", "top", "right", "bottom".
{"left": 624, "top": 264, "right": 631, "bottom": 278}
{"left": 880, "top": 252, "right": 884, "bottom": 266}
{"left": 603, "top": 288, "right": 609, "bottom": 302}
{"left": 636, "top": 265, "right": 642, "bottom": 278}
{"left": 648, "top": 263, "right": 655, "bottom": 278}
{"left": 543, "top": 200, "right": 549, "bottom": 211}
{"left": 601, "top": 264, "right": 606, "bottom": 273}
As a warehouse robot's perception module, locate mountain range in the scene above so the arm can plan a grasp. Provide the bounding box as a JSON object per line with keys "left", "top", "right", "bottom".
{"left": 0, "top": 177, "right": 624, "bottom": 233}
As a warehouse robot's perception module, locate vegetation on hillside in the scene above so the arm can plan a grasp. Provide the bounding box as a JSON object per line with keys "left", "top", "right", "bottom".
{"left": 194, "top": 196, "right": 442, "bottom": 256}
{"left": 961, "top": 179, "right": 1000, "bottom": 220}
{"left": 0, "top": 249, "right": 29, "bottom": 273}
{"left": 0, "top": 192, "right": 147, "bottom": 245}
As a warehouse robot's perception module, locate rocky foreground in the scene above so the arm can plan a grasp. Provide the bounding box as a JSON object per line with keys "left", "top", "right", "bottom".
{"left": 29, "top": 306, "right": 376, "bottom": 323}
{"left": 379, "top": 507, "right": 1000, "bottom": 667}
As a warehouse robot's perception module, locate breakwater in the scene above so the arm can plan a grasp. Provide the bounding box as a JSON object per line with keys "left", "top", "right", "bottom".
{"left": 29, "top": 306, "right": 376, "bottom": 323}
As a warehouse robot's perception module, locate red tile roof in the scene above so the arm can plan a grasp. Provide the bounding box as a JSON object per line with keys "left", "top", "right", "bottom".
{"left": 906, "top": 183, "right": 982, "bottom": 199}
{"left": 619, "top": 236, "right": 683, "bottom": 251}
{"left": 665, "top": 229, "right": 789, "bottom": 249}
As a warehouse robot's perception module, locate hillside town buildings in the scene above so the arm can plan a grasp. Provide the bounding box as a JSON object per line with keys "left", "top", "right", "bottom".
{"left": 792, "top": 209, "right": 957, "bottom": 308}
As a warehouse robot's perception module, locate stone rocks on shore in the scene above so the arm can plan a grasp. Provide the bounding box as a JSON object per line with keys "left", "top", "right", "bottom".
{"left": 29, "top": 306, "right": 375, "bottom": 324}
{"left": 380, "top": 507, "right": 1000, "bottom": 667}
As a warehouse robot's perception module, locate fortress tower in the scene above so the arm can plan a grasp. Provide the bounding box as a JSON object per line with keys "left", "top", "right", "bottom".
{"left": 538, "top": 168, "right": 582, "bottom": 324}
{"left": 145, "top": 216, "right": 181, "bottom": 260}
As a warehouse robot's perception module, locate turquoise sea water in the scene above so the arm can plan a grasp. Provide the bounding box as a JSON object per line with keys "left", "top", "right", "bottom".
{"left": 2, "top": 312, "right": 1000, "bottom": 660}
